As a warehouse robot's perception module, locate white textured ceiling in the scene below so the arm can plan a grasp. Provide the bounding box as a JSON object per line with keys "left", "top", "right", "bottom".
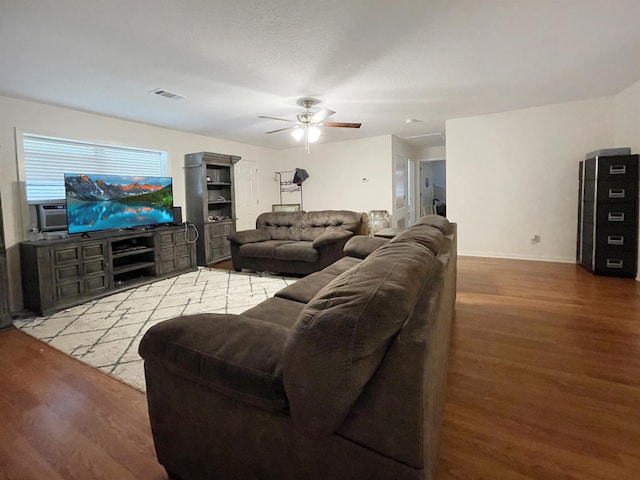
{"left": 2, "top": 0, "right": 640, "bottom": 151}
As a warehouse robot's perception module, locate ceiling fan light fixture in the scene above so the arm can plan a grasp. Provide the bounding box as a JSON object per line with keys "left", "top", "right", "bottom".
{"left": 308, "top": 126, "right": 321, "bottom": 143}
{"left": 291, "top": 128, "right": 304, "bottom": 141}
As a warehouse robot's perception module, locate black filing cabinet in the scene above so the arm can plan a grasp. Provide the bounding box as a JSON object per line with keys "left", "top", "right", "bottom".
{"left": 577, "top": 154, "right": 638, "bottom": 277}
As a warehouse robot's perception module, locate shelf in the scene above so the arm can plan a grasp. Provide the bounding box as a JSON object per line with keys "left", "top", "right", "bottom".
{"left": 113, "top": 261, "right": 156, "bottom": 275}
{"left": 205, "top": 219, "right": 233, "bottom": 224}
{"left": 208, "top": 201, "right": 232, "bottom": 205}
{"left": 207, "top": 182, "right": 231, "bottom": 186}
{"left": 111, "top": 246, "right": 154, "bottom": 258}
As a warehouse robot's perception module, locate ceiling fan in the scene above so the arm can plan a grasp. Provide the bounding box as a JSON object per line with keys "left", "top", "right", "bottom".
{"left": 259, "top": 98, "right": 361, "bottom": 152}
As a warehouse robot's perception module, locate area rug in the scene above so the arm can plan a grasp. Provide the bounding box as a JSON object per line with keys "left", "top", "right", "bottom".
{"left": 14, "top": 268, "right": 297, "bottom": 391}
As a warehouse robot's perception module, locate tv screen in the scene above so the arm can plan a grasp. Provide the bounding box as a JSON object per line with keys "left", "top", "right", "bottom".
{"left": 64, "top": 173, "right": 174, "bottom": 234}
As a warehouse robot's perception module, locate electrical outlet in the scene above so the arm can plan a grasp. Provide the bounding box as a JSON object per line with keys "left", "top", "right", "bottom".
{"left": 531, "top": 234, "right": 541, "bottom": 244}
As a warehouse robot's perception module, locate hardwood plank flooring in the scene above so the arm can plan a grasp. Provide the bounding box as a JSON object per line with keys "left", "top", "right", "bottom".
{"left": 0, "top": 328, "right": 166, "bottom": 480}
{"left": 437, "top": 257, "right": 640, "bottom": 480}
{"left": 1, "top": 256, "right": 639, "bottom": 479}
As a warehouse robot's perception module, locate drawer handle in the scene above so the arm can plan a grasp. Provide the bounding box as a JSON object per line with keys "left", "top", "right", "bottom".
{"left": 608, "top": 212, "right": 625, "bottom": 222}
{"left": 606, "top": 259, "right": 623, "bottom": 268}
{"left": 609, "top": 165, "right": 627, "bottom": 175}
{"left": 608, "top": 188, "right": 625, "bottom": 198}
{"left": 607, "top": 235, "right": 624, "bottom": 245}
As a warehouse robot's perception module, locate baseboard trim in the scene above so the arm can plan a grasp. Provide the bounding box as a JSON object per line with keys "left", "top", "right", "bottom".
{"left": 459, "top": 251, "right": 576, "bottom": 264}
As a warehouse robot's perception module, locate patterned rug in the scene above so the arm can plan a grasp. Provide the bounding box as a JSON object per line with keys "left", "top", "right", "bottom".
{"left": 14, "top": 268, "right": 297, "bottom": 391}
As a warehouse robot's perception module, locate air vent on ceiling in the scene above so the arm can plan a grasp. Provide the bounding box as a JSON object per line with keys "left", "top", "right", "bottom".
{"left": 149, "top": 88, "right": 185, "bottom": 101}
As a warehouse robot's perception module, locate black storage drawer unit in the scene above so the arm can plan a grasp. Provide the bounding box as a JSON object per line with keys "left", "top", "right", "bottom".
{"left": 577, "top": 154, "right": 638, "bottom": 278}
{"left": 584, "top": 154, "right": 639, "bottom": 180}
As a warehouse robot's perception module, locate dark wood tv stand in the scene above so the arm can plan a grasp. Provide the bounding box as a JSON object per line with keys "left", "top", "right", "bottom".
{"left": 20, "top": 225, "right": 197, "bottom": 316}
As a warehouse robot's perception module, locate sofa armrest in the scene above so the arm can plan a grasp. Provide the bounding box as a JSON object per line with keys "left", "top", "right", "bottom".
{"left": 343, "top": 235, "right": 389, "bottom": 259}
{"left": 311, "top": 230, "right": 353, "bottom": 248}
{"left": 227, "top": 229, "right": 271, "bottom": 245}
{"left": 139, "top": 313, "right": 289, "bottom": 411}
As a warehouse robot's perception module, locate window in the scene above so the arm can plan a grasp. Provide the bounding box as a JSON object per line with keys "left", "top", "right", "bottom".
{"left": 22, "top": 133, "right": 168, "bottom": 201}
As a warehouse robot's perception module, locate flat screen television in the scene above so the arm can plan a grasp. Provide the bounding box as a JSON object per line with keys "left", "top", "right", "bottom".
{"left": 64, "top": 173, "right": 174, "bottom": 234}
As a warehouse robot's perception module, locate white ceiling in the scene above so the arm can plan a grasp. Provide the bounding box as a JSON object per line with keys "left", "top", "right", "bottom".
{"left": 2, "top": 0, "right": 640, "bottom": 151}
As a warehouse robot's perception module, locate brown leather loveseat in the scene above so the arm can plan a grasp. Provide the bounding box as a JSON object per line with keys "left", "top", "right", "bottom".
{"left": 227, "top": 210, "right": 365, "bottom": 275}
{"left": 139, "top": 215, "right": 457, "bottom": 480}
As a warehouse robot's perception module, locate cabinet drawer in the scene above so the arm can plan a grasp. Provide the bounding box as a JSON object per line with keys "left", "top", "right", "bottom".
{"left": 158, "top": 231, "right": 175, "bottom": 246}
{"left": 207, "top": 245, "right": 230, "bottom": 262}
{"left": 176, "top": 255, "right": 192, "bottom": 269}
{"left": 55, "top": 264, "right": 81, "bottom": 282}
{"left": 595, "top": 227, "right": 637, "bottom": 252}
{"left": 595, "top": 203, "right": 638, "bottom": 228}
{"left": 161, "top": 259, "right": 176, "bottom": 273}
{"left": 84, "top": 258, "right": 106, "bottom": 275}
{"left": 208, "top": 235, "right": 227, "bottom": 248}
{"left": 54, "top": 246, "right": 80, "bottom": 264}
{"left": 160, "top": 245, "right": 175, "bottom": 260}
{"left": 56, "top": 281, "right": 82, "bottom": 300}
{"left": 83, "top": 243, "right": 105, "bottom": 259}
{"left": 594, "top": 250, "right": 637, "bottom": 277}
{"left": 584, "top": 179, "right": 638, "bottom": 203}
{"left": 206, "top": 221, "right": 233, "bottom": 237}
{"left": 585, "top": 155, "right": 639, "bottom": 181}
{"left": 85, "top": 275, "right": 107, "bottom": 293}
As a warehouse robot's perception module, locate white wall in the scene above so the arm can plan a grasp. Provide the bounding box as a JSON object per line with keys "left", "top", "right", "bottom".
{"left": 614, "top": 79, "right": 640, "bottom": 280}
{"left": 0, "top": 95, "right": 278, "bottom": 311}
{"left": 417, "top": 145, "right": 446, "bottom": 162}
{"left": 272, "top": 135, "right": 393, "bottom": 214}
{"left": 446, "top": 97, "right": 615, "bottom": 262}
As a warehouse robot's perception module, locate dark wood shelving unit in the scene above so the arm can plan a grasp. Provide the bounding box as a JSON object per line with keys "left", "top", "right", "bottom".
{"left": 185, "top": 151, "right": 240, "bottom": 266}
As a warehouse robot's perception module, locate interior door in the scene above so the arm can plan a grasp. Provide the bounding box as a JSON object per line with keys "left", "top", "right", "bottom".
{"left": 234, "top": 159, "right": 260, "bottom": 231}
{"left": 394, "top": 154, "right": 409, "bottom": 228}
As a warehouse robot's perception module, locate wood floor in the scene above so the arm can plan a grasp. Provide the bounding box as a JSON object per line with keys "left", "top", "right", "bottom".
{"left": 438, "top": 257, "right": 640, "bottom": 480}
{"left": 1, "top": 256, "right": 639, "bottom": 479}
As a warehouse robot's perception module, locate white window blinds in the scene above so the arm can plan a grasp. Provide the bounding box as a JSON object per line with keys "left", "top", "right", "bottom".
{"left": 23, "top": 134, "right": 168, "bottom": 201}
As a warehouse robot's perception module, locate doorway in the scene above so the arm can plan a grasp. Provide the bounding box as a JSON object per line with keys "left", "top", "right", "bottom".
{"left": 234, "top": 159, "right": 260, "bottom": 231}
{"left": 418, "top": 159, "right": 446, "bottom": 219}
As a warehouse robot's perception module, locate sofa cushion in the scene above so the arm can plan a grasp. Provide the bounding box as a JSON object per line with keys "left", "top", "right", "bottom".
{"left": 239, "top": 240, "right": 295, "bottom": 259}
{"left": 227, "top": 228, "right": 271, "bottom": 245}
{"left": 275, "top": 271, "right": 339, "bottom": 304}
{"left": 388, "top": 224, "right": 444, "bottom": 255}
{"left": 296, "top": 210, "right": 364, "bottom": 241}
{"left": 282, "top": 241, "right": 438, "bottom": 436}
{"left": 273, "top": 241, "right": 319, "bottom": 263}
{"left": 256, "top": 211, "right": 305, "bottom": 240}
{"left": 343, "top": 235, "right": 389, "bottom": 259}
{"left": 242, "top": 297, "right": 305, "bottom": 329}
{"left": 311, "top": 230, "right": 353, "bottom": 248}
{"left": 414, "top": 214, "right": 450, "bottom": 234}
{"left": 139, "top": 314, "right": 289, "bottom": 412}
{"left": 322, "top": 256, "right": 362, "bottom": 275}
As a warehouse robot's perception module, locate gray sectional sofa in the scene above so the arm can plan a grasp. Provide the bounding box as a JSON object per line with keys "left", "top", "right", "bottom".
{"left": 227, "top": 210, "right": 366, "bottom": 275}
{"left": 139, "top": 215, "right": 457, "bottom": 480}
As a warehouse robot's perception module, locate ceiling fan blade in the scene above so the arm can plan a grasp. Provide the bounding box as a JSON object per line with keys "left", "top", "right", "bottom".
{"left": 265, "top": 126, "right": 296, "bottom": 134}
{"left": 311, "top": 108, "right": 335, "bottom": 123}
{"left": 258, "top": 115, "right": 295, "bottom": 123}
{"left": 322, "top": 122, "right": 362, "bottom": 128}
